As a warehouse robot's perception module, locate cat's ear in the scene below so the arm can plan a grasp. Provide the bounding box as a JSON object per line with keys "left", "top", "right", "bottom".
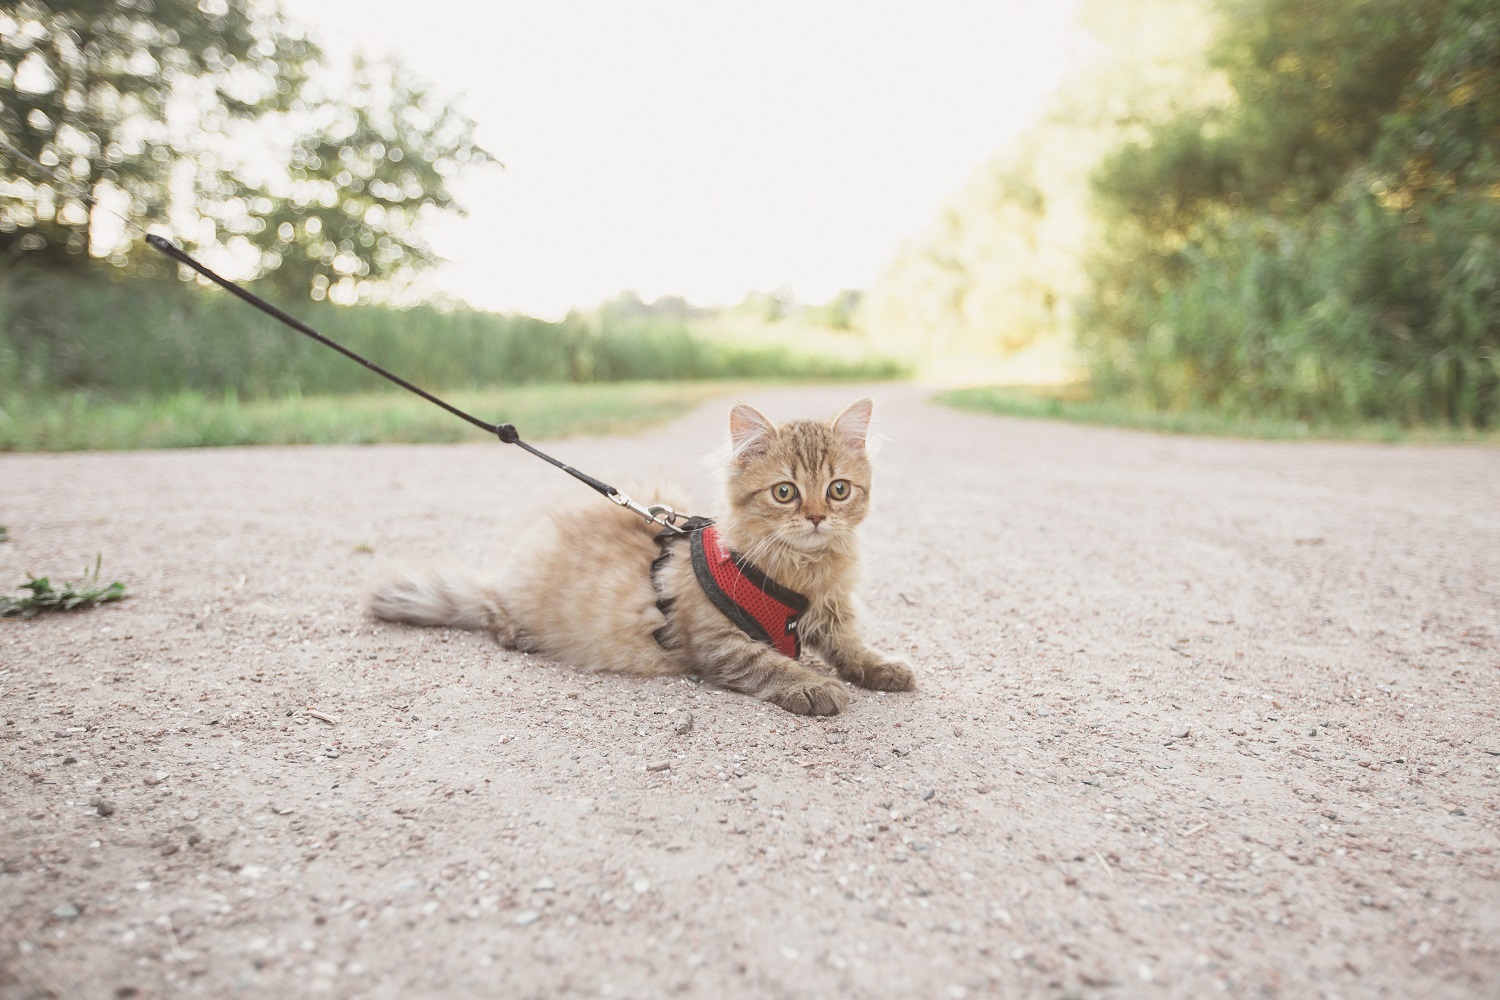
{"left": 832, "top": 398, "right": 873, "bottom": 452}
{"left": 729, "top": 403, "right": 776, "bottom": 462}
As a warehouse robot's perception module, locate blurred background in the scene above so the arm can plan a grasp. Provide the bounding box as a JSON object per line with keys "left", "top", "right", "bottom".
{"left": 1, "top": 0, "right": 1495, "bottom": 449}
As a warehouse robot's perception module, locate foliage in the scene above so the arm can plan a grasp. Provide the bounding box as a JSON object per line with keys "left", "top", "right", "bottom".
{"left": 1, "top": 0, "right": 306, "bottom": 262}
{"left": 0, "top": 267, "right": 905, "bottom": 420}
{"left": 0, "top": 556, "right": 125, "bottom": 617}
{"left": 2, "top": 0, "right": 304, "bottom": 262}
{"left": 0, "top": 1, "right": 490, "bottom": 299}
{"left": 1081, "top": 0, "right": 1499, "bottom": 428}
{"left": 1084, "top": 191, "right": 1499, "bottom": 425}
{"left": 1371, "top": 0, "right": 1500, "bottom": 207}
{"left": 224, "top": 55, "right": 494, "bottom": 300}
{"left": 1096, "top": 0, "right": 1446, "bottom": 231}
{"left": 858, "top": 0, "right": 1226, "bottom": 359}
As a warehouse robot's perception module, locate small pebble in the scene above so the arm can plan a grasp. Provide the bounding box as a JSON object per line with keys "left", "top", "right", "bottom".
{"left": 920, "top": 788, "right": 935, "bottom": 801}
{"left": 50, "top": 903, "right": 81, "bottom": 921}
{"left": 514, "top": 910, "right": 540, "bottom": 926}
{"left": 62, "top": 757, "right": 77, "bottom": 766}
{"left": 532, "top": 878, "right": 556, "bottom": 892}
{"left": 95, "top": 800, "right": 115, "bottom": 817}
{"left": 674, "top": 711, "right": 694, "bottom": 736}
{"left": 646, "top": 760, "right": 671, "bottom": 772}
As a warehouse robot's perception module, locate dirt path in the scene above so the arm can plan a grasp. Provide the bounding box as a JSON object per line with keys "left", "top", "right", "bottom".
{"left": 2, "top": 384, "right": 1497, "bottom": 1000}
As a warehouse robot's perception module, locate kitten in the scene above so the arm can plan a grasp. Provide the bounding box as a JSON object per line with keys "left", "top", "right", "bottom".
{"left": 365, "top": 398, "right": 915, "bottom": 715}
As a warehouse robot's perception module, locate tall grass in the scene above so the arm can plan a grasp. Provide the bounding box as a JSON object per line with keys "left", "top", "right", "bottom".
{"left": 0, "top": 269, "right": 906, "bottom": 403}
{"left": 1081, "top": 193, "right": 1499, "bottom": 429}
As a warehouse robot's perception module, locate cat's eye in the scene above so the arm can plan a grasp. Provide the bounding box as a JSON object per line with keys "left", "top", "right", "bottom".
{"left": 771, "top": 482, "right": 798, "bottom": 503}
{"left": 828, "top": 480, "right": 851, "bottom": 501}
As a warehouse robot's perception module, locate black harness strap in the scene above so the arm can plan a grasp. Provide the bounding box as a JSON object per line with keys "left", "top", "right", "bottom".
{"left": 650, "top": 515, "right": 715, "bottom": 649}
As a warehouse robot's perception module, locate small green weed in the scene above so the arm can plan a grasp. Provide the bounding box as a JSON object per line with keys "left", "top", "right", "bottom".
{"left": 1, "top": 556, "right": 127, "bottom": 618}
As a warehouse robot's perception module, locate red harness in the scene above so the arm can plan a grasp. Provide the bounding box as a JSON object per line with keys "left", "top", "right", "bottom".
{"left": 688, "top": 524, "right": 809, "bottom": 658}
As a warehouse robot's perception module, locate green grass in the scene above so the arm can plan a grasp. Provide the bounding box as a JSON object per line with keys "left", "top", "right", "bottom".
{"left": 0, "top": 381, "right": 760, "bottom": 451}
{"left": 939, "top": 384, "right": 1500, "bottom": 443}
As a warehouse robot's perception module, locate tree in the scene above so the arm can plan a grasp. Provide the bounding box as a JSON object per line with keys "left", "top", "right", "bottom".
{"left": 859, "top": 0, "right": 1224, "bottom": 359}
{"left": 1, "top": 0, "right": 311, "bottom": 264}
{"left": 1079, "top": 0, "right": 1499, "bottom": 427}
{"left": 231, "top": 54, "right": 493, "bottom": 301}
{"left": 0, "top": 1, "right": 492, "bottom": 300}
{"left": 1092, "top": 0, "right": 1447, "bottom": 238}
{"left": 1370, "top": 0, "right": 1500, "bottom": 208}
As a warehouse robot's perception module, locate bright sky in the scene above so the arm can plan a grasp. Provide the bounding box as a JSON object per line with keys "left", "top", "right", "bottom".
{"left": 280, "top": 1, "right": 1086, "bottom": 318}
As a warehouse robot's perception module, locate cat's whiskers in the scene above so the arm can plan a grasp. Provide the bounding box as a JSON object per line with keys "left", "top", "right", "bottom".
{"left": 731, "top": 519, "right": 853, "bottom": 595}
{"left": 731, "top": 521, "right": 793, "bottom": 571}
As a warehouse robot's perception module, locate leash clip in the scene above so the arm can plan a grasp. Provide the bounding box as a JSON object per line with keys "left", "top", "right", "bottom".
{"left": 609, "top": 491, "right": 686, "bottom": 534}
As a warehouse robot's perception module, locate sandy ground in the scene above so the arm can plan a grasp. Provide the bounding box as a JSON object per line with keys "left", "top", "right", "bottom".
{"left": 1, "top": 384, "right": 1497, "bottom": 1000}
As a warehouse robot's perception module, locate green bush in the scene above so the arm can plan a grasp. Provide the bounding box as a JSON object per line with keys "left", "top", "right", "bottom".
{"left": 1083, "top": 192, "right": 1499, "bottom": 426}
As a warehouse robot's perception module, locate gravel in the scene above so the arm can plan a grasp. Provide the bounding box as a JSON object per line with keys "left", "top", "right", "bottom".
{"left": 1, "top": 384, "right": 1497, "bottom": 999}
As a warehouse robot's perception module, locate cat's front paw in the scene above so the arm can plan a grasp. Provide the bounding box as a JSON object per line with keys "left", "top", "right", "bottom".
{"left": 769, "top": 676, "right": 849, "bottom": 716}
{"left": 848, "top": 657, "right": 916, "bottom": 692}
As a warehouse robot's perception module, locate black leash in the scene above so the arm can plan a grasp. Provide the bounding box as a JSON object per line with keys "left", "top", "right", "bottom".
{"left": 148, "top": 233, "right": 695, "bottom": 534}
{"left": 1, "top": 135, "right": 694, "bottom": 535}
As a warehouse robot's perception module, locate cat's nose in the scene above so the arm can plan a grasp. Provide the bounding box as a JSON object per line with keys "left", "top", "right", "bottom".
{"left": 806, "top": 514, "right": 826, "bottom": 526}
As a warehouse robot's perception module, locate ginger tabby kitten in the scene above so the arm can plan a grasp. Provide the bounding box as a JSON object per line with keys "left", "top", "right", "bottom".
{"left": 365, "top": 398, "right": 915, "bottom": 715}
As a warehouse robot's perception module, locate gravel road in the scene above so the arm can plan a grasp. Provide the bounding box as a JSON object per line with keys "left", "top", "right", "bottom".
{"left": 2, "top": 384, "right": 1497, "bottom": 1000}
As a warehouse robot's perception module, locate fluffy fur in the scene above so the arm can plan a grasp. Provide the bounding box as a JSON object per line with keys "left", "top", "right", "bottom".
{"left": 365, "top": 399, "right": 915, "bottom": 715}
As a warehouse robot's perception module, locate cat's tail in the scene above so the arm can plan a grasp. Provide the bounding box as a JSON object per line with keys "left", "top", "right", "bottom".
{"left": 364, "top": 563, "right": 518, "bottom": 642}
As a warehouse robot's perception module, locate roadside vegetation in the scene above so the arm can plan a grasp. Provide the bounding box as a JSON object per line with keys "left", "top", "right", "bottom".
{"left": 1080, "top": 0, "right": 1497, "bottom": 431}
{"left": 940, "top": 385, "right": 1497, "bottom": 444}
{"left": 4, "top": 0, "right": 1492, "bottom": 450}
{"left": 0, "top": 380, "right": 764, "bottom": 452}
{"left": 0, "top": 3, "right": 903, "bottom": 454}
{"left": 868, "top": 0, "right": 1497, "bottom": 435}
{"left": 0, "top": 270, "right": 904, "bottom": 452}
